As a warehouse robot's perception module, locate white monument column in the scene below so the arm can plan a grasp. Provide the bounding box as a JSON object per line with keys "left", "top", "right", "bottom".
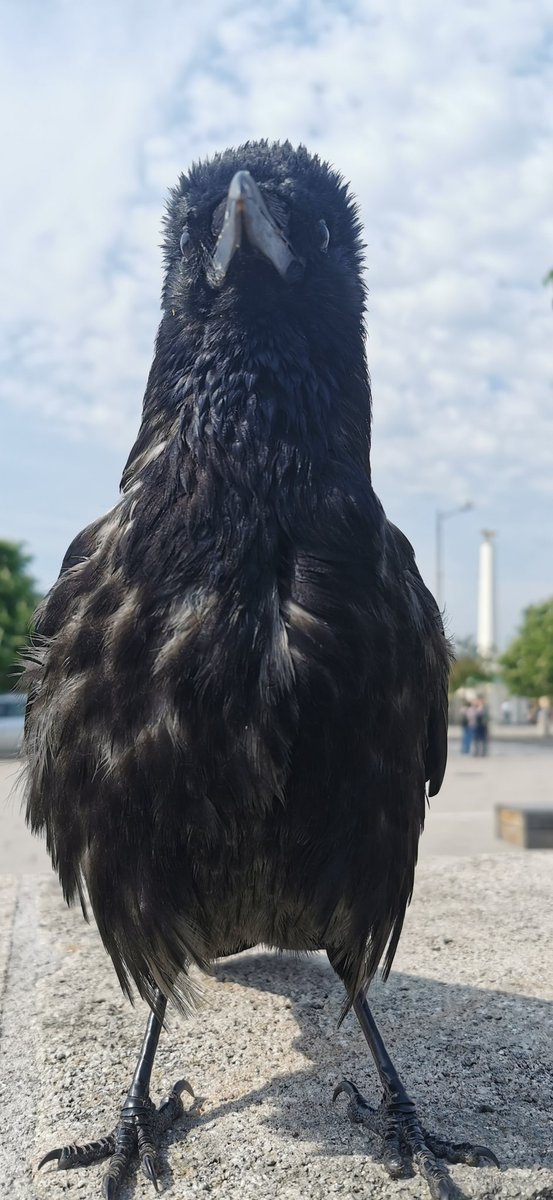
{"left": 477, "top": 530, "right": 496, "bottom": 661}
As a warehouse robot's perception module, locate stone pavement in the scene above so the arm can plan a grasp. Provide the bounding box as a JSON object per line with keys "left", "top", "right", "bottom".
{"left": 1, "top": 750, "right": 552, "bottom": 1199}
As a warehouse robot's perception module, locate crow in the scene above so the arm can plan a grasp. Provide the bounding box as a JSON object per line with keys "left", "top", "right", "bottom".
{"left": 23, "top": 141, "right": 497, "bottom": 1199}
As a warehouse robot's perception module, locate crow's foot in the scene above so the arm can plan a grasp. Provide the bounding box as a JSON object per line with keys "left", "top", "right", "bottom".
{"left": 333, "top": 1080, "right": 499, "bottom": 1200}
{"left": 39, "top": 1079, "right": 193, "bottom": 1197}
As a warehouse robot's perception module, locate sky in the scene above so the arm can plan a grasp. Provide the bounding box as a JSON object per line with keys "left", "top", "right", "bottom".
{"left": 1, "top": 0, "right": 552, "bottom": 648}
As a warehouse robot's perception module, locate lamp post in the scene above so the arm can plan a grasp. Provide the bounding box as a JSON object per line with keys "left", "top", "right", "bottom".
{"left": 435, "top": 501, "right": 473, "bottom": 611}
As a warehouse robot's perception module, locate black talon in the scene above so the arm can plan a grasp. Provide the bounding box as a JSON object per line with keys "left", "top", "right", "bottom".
{"left": 477, "top": 1148, "right": 500, "bottom": 1168}
{"left": 157, "top": 1077, "right": 193, "bottom": 1130}
{"left": 102, "top": 1175, "right": 117, "bottom": 1200}
{"left": 333, "top": 1079, "right": 361, "bottom": 1103}
{"left": 38, "top": 1148, "right": 62, "bottom": 1170}
{"left": 175, "top": 1078, "right": 195, "bottom": 1098}
{"left": 424, "top": 1132, "right": 500, "bottom": 1169}
{"left": 141, "top": 1152, "right": 159, "bottom": 1189}
{"left": 333, "top": 1079, "right": 375, "bottom": 1119}
{"left": 137, "top": 1117, "right": 159, "bottom": 1190}
{"left": 102, "top": 1151, "right": 132, "bottom": 1199}
{"left": 465, "top": 1144, "right": 500, "bottom": 1168}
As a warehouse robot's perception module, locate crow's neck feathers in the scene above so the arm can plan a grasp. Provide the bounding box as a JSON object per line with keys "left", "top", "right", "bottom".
{"left": 123, "top": 304, "right": 372, "bottom": 497}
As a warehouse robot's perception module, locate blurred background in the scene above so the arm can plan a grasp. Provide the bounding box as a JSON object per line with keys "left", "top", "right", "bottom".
{"left": 1, "top": 1, "right": 552, "bottom": 769}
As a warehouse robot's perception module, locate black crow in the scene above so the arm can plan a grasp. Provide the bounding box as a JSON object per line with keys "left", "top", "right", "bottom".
{"left": 24, "top": 141, "right": 497, "bottom": 1199}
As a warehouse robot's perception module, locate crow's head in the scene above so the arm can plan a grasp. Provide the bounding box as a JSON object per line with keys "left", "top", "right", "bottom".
{"left": 162, "top": 141, "right": 366, "bottom": 345}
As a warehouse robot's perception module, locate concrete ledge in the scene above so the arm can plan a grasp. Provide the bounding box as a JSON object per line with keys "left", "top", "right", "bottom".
{"left": 1, "top": 857, "right": 553, "bottom": 1199}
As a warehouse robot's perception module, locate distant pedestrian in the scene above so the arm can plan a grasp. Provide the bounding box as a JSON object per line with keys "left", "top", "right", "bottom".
{"left": 460, "top": 704, "right": 474, "bottom": 754}
{"left": 501, "top": 700, "right": 511, "bottom": 724}
{"left": 473, "top": 700, "right": 489, "bottom": 756}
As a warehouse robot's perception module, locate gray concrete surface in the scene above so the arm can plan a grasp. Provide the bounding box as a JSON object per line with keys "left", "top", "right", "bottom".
{"left": 419, "top": 742, "right": 553, "bottom": 858}
{"left": 1, "top": 750, "right": 553, "bottom": 1199}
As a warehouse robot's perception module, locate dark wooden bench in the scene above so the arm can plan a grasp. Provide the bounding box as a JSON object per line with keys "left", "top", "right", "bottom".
{"left": 495, "top": 804, "right": 553, "bottom": 849}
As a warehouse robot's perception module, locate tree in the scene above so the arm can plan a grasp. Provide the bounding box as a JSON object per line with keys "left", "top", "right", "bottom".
{"left": 0, "top": 541, "right": 39, "bottom": 692}
{"left": 500, "top": 599, "right": 553, "bottom": 700}
{"left": 448, "top": 636, "right": 491, "bottom": 694}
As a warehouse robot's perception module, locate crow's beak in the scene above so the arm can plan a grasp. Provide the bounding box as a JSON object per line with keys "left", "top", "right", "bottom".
{"left": 210, "top": 170, "right": 303, "bottom": 286}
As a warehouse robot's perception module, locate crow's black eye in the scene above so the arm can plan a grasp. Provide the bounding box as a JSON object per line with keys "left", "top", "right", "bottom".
{"left": 179, "top": 229, "right": 190, "bottom": 255}
{"left": 318, "top": 220, "right": 330, "bottom": 253}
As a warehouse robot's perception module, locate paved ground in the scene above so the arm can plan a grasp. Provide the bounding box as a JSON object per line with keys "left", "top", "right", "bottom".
{"left": 1, "top": 747, "right": 552, "bottom": 1199}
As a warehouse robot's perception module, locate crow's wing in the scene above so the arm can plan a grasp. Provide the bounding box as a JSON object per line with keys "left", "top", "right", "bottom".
{"left": 385, "top": 521, "right": 450, "bottom": 798}
{"left": 425, "top": 654, "right": 449, "bottom": 797}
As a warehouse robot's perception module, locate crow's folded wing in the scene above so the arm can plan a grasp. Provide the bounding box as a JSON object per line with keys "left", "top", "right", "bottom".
{"left": 386, "top": 521, "right": 451, "bottom": 797}
{"left": 424, "top": 657, "right": 449, "bottom": 797}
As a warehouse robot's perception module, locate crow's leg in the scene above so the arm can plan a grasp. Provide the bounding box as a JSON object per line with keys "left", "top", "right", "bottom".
{"left": 333, "top": 987, "right": 498, "bottom": 1200}
{"left": 39, "top": 989, "right": 193, "bottom": 1198}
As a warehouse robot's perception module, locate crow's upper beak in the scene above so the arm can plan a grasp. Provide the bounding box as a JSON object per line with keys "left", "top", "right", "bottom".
{"left": 210, "top": 170, "right": 303, "bottom": 286}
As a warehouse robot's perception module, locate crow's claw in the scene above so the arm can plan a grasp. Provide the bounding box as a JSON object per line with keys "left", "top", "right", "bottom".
{"left": 333, "top": 1079, "right": 375, "bottom": 1116}
{"left": 140, "top": 1151, "right": 159, "bottom": 1189}
{"left": 38, "top": 1134, "right": 115, "bottom": 1171}
{"left": 38, "top": 1149, "right": 62, "bottom": 1169}
{"left": 103, "top": 1168, "right": 123, "bottom": 1200}
{"left": 37, "top": 1079, "right": 193, "bottom": 1197}
{"left": 333, "top": 1079, "right": 405, "bottom": 1176}
{"left": 102, "top": 1115, "right": 135, "bottom": 1199}
{"left": 157, "top": 1078, "right": 194, "bottom": 1130}
{"left": 424, "top": 1131, "right": 500, "bottom": 1169}
{"left": 333, "top": 1079, "right": 499, "bottom": 1200}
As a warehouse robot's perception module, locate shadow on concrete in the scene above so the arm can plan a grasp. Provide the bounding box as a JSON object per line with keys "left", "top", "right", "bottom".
{"left": 26, "top": 877, "right": 552, "bottom": 1199}
{"left": 188, "top": 951, "right": 553, "bottom": 1177}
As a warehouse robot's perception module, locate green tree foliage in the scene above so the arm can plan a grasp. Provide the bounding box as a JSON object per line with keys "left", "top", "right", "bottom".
{"left": 449, "top": 636, "right": 491, "bottom": 694}
{"left": 0, "top": 541, "right": 39, "bottom": 692}
{"left": 500, "top": 599, "right": 553, "bottom": 699}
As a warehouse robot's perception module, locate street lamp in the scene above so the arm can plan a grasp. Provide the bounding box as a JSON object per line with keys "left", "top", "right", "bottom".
{"left": 435, "top": 501, "right": 473, "bottom": 611}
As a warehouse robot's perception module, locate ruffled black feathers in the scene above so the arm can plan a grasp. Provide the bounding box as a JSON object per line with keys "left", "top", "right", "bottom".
{"left": 23, "top": 141, "right": 450, "bottom": 1013}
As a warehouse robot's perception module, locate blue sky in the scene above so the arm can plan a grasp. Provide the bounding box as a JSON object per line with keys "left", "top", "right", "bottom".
{"left": 1, "top": 0, "right": 552, "bottom": 647}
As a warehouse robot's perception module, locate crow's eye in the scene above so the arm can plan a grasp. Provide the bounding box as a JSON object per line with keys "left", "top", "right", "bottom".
{"left": 318, "top": 220, "right": 330, "bottom": 253}
{"left": 179, "top": 229, "right": 190, "bottom": 255}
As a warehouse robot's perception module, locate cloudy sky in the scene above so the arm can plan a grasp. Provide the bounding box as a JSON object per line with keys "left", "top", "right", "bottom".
{"left": 1, "top": 0, "right": 552, "bottom": 646}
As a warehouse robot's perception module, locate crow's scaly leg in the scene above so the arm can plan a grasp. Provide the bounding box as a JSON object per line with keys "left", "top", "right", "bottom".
{"left": 333, "top": 986, "right": 499, "bottom": 1200}
{"left": 39, "top": 989, "right": 193, "bottom": 1198}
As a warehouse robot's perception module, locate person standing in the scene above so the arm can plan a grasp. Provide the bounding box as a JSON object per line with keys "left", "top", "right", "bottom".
{"left": 473, "top": 699, "right": 489, "bottom": 756}
{"left": 460, "top": 703, "right": 473, "bottom": 754}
